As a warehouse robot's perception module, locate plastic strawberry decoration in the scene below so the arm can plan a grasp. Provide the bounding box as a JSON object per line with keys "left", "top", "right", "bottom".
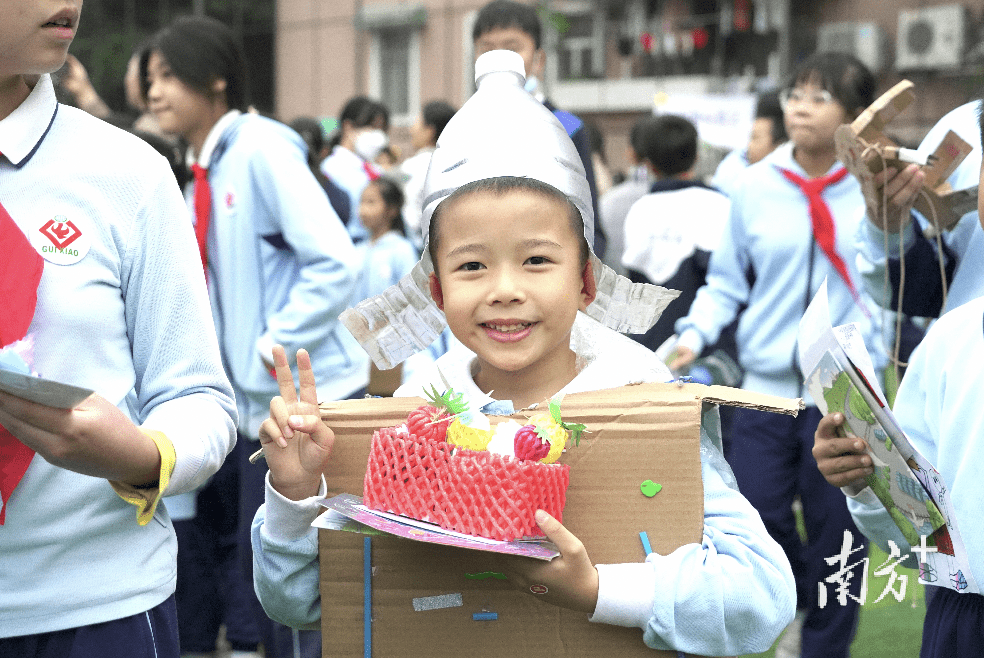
{"left": 406, "top": 384, "right": 469, "bottom": 442}
{"left": 525, "top": 397, "right": 587, "bottom": 464}
{"left": 513, "top": 425, "right": 551, "bottom": 461}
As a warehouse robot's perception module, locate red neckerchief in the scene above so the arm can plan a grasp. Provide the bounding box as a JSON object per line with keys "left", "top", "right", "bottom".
{"left": 362, "top": 160, "right": 380, "bottom": 182}
{"left": 777, "top": 166, "right": 868, "bottom": 314}
{"left": 191, "top": 163, "right": 211, "bottom": 278}
{"left": 0, "top": 195, "right": 44, "bottom": 524}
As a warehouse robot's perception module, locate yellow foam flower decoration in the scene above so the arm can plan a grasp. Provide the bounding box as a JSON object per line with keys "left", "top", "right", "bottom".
{"left": 447, "top": 418, "right": 494, "bottom": 451}
{"left": 528, "top": 412, "right": 568, "bottom": 464}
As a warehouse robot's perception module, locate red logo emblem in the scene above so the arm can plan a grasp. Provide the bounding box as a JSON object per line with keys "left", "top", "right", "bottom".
{"left": 39, "top": 216, "right": 82, "bottom": 249}
{"left": 225, "top": 192, "right": 235, "bottom": 209}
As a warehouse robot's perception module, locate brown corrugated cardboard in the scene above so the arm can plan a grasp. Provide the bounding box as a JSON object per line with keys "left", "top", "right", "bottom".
{"left": 318, "top": 382, "right": 802, "bottom": 657}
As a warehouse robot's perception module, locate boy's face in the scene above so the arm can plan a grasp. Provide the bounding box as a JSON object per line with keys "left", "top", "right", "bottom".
{"left": 429, "top": 188, "right": 595, "bottom": 390}
{"left": 474, "top": 26, "right": 544, "bottom": 80}
{"left": 1, "top": 0, "right": 81, "bottom": 81}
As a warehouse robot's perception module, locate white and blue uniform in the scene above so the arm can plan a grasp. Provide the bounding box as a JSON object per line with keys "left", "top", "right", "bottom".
{"left": 676, "top": 142, "right": 885, "bottom": 400}
{"left": 320, "top": 145, "right": 377, "bottom": 244}
{"left": 674, "top": 140, "right": 885, "bottom": 658}
{"left": 711, "top": 148, "right": 750, "bottom": 198}
{"left": 194, "top": 112, "right": 369, "bottom": 438}
{"left": 855, "top": 100, "right": 983, "bottom": 315}
{"left": 846, "top": 297, "right": 984, "bottom": 657}
{"left": 251, "top": 313, "right": 796, "bottom": 656}
{"left": 0, "top": 75, "right": 237, "bottom": 638}
{"left": 622, "top": 179, "right": 731, "bottom": 353}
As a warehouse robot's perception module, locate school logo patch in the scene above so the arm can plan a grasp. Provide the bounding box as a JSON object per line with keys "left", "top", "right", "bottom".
{"left": 39, "top": 216, "right": 82, "bottom": 249}
{"left": 31, "top": 214, "right": 91, "bottom": 265}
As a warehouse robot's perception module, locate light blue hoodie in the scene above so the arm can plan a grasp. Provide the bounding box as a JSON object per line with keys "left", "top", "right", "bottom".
{"left": 197, "top": 112, "right": 369, "bottom": 438}
{"left": 676, "top": 142, "right": 885, "bottom": 400}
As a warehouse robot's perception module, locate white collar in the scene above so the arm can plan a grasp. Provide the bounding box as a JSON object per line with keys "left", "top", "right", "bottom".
{"left": 0, "top": 75, "right": 57, "bottom": 167}
{"left": 189, "top": 109, "right": 242, "bottom": 168}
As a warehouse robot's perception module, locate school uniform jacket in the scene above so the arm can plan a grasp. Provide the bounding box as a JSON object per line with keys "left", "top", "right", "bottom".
{"left": 194, "top": 112, "right": 369, "bottom": 438}
{"left": 0, "top": 75, "right": 237, "bottom": 637}
{"left": 675, "top": 142, "right": 885, "bottom": 400}
{"left": 847, "top": 296, "right": 984, "bottom": 593}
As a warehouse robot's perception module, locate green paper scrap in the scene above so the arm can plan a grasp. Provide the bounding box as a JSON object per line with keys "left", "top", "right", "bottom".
{"left": 640, "top": 480, "right": 662, "bottom": 497}
{"left": 464, "top": 572, "right": 507, "bottom": 580}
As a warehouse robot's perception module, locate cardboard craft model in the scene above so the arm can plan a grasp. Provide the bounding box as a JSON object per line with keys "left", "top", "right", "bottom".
{"left": 834, "top": 80, "right": 977, "bottom": 235}
{"left": 317, "top": 382, "right": 802, "bottom": 658}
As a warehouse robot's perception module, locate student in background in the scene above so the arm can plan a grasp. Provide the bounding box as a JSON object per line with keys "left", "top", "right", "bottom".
{"left": 58, "top": 49, "right": 164, "bottom": 135}
{"left": 320, "top": 95, "right": 390, "bottom": 244}
{"left": 813, "top": 96, "right": 984, "bottom": 658}
{"left": 290, "top": 116, "right": 352, "bottom": 228}
{"left": 597, "top": 115, "right": 654, "bottom": 277}
{"left": 472, "top": 0, "right": 606, "bottom": 258}
{"left": 351, "top": 177, "right": 421, "bottom": 395}
{"left": 712, "top": 90, "right": 787, "bottom": 197}
{"left": 399, "top": 100, "right": 456, "bottom": 249}
{"left": 0, "top": 2, "right": 236, "bottom": 656}
{"left": 351, "top": 177, "right": 418, "bottom": 309}
{"left": 621, "top": 114, "right": 731, "bottom": 356}
{"left": 672, "top": 52, "right": 885, "bottom": 658}
{"left": 143, "top": 15, "right": 367, "bottom": 658}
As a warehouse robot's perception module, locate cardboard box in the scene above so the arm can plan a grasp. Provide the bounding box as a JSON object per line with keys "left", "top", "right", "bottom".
{"left": 318, "top": 382, "right": 802, "bottom": 657}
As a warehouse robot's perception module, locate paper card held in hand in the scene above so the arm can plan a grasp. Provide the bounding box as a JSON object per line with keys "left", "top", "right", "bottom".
{"left": 798, "top": 279, "right": 977, "bottom": 595}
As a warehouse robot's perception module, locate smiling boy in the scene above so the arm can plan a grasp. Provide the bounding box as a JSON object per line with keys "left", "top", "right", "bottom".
{"left": 427, "top": 178, "right": 594, "bottom": 409}
{"left": 249, "top": 50, "right": 795, "bottom": 655}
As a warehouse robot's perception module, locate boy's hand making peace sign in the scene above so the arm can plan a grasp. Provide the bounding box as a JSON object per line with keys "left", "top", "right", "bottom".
{"left": 258, "top": 345, "right": 335, "bottom": 501}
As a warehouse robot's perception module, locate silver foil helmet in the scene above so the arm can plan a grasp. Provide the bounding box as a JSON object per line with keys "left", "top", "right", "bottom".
{"left": 340, "top": 50, "right": 678, "bottom": 370}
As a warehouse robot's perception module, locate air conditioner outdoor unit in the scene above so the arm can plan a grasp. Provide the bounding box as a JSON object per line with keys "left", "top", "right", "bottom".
{"left": 817, "top": 22, "right": 890, "bottom": 73}
{"left": 896, "top": 4, "right": 967, "bottom": 71}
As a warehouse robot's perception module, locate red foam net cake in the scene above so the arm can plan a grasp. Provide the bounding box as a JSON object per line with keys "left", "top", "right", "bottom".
{"left": 361, "top": 390, "right": 581, "bottom": 541}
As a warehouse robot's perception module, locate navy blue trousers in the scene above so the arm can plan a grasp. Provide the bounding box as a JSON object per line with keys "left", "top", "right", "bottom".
{"left": 921, "top": 587, "right": 984, "bottom": 657}
{"left": 174, "top": 448, "right": 259, "bottom": 652}
{"left": 728, "top": 406, "right": 863, "bottom": 658}
{"left": 0, "top": 595, "right": 179, "bottom": 658}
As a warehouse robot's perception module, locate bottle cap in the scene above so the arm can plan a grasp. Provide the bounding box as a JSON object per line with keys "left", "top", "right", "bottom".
{"left": 474, "top": 50, "right": 526, "bottom": 88}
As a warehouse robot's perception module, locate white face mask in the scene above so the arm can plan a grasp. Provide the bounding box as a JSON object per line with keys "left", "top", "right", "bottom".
{"left": 354, "top": 129, "right": 388, "bottom": 161}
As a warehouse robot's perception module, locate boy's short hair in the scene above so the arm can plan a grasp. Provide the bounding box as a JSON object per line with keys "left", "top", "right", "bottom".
{"left": 638, "top": 114, "right": 698, "bottom": 177}
{"left": 755, "top": 90, "right": 788, "bottom": 145}
{"left": 787, "top": 52, "right": 875, "bottom": 116}
{"left": 423, "top": 101, "right": 457, "bottom": 142}
{"left": 428, "top": 176, "right": 590, "bottom": 273}
{"left": 472, "top": 1, "right": 542, "bottom": 49}
{"left": 141, "top": 16, "right": 250, "bottom": 112}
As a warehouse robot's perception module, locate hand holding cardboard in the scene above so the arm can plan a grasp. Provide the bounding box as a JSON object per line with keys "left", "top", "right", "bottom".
{"left": 496, "top": 508, "right": 600, "bottom": 614}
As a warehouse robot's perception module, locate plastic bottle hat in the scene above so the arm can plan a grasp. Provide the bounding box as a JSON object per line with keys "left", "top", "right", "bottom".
{"left": 341, "top": 51, "right": 678, "bottom": 370}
